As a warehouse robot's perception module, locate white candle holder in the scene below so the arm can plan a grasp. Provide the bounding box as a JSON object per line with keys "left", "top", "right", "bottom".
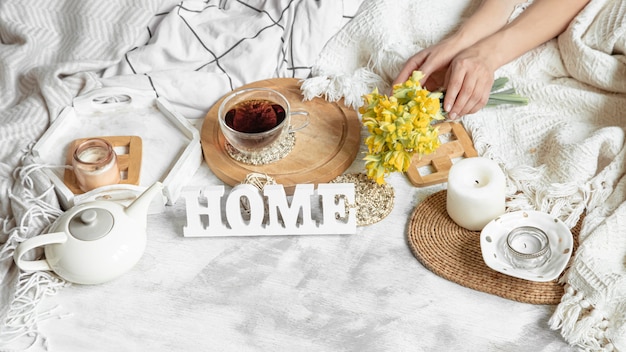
{"left": 480, "top": 211, "right": 573, "bottom": 282}
{"left": 503, "top": 226, "right": 551, "bottom": 269}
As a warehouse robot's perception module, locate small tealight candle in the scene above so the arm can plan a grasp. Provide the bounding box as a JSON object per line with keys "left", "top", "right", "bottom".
{"left": 446, "top": 157, "right": 506, "bottom": 231}
{"left": 504, "top": 226, "right": 551, "bottom": 269}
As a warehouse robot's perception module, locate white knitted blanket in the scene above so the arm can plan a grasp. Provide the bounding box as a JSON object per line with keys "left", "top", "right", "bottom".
{"left": 302, "top": 0, "right": 626, "bottom": 350}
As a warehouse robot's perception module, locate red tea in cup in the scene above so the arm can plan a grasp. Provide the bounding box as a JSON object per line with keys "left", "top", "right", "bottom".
{"left": 225, "top": 99, "right": 286, "bottom": 133}
{"left": 218, "top": 88, "right": 309, "bottom": 156}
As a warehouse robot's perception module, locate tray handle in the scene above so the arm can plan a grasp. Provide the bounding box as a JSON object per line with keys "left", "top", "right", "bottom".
{"left": 72, "top": 87, "right": 157, "bottom": 113}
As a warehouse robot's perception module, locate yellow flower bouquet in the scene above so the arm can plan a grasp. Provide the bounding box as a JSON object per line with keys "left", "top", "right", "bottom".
{"left": 359, "top": 71, "right": 444, "bottom": 184}
{"left": 359, "top": 71, "right": 527, "bottom": 184}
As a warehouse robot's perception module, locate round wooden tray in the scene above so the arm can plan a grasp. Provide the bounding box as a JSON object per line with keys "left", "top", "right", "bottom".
{"left": 201, "top": 78, "right": 361, "bottom": 193}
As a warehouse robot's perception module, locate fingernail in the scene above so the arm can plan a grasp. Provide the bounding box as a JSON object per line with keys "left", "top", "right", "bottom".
{"left": 445, "top": 104, "right": 452, "bottom": 112}
{"left": 449, "top": 112, "right": 457, "bottom": 120}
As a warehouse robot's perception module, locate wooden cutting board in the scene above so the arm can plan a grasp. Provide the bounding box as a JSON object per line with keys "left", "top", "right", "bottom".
{"left": 200, "top": 78, "right": 361, "bottom": 194}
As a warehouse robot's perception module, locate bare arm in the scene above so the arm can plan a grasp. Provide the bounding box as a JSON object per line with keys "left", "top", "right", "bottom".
{"left": 393, "top": 0, "right": 590, "bottom": 120}
{"left": 471, "top": 0, "right": 590, "bottom": 71}
{"left": 393, "top": 0, "right": 527, "bottom": 88}
{"left": 442, "top": 0, "right": 589, "bottom": 119}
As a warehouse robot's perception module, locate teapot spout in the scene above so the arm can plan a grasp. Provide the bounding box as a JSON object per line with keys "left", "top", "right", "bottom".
{"left": 125, "top": 182, "right": 164, "bottom": 226}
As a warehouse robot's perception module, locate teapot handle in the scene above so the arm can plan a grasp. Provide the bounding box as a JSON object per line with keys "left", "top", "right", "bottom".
{"left": 13, "top": 232, "right": 68, "bottom": 272}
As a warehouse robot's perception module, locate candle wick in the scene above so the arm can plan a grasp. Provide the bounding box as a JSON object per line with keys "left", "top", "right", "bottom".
{"left": 474, "top": 180, "right": 479, "bottom": 185}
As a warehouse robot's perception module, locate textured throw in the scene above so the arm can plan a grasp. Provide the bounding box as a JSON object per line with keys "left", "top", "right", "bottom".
{"left": 0, "top": 0, "right": 362, "bottom": 349}
{"left": 0, "top": 0, "right": 162, "bottom": 348}
{"left": 301, "top": 0, "right": 626, "bottom": 350}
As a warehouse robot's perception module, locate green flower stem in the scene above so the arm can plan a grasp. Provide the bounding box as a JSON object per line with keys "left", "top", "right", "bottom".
{"left": 489, "top": 78, "right": 528, "bottom": 106}
{"left": 438, "top": 78, "right": 528, "bottom": 107}
{"left": 490, "top": 77, "right": 509, "bottom": 92}
{"left": 487, "top": 94, "right": 529, "bottom": 106}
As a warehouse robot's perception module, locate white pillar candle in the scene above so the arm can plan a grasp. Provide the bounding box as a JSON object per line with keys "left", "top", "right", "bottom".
{"left": 446, "top": 157, "right": 506, "bottom": 231}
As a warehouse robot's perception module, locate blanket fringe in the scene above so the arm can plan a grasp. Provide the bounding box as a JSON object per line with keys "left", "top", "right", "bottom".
{"left": 549, "top": 285, "right": 616, "bottom": 351}
{"left": 0, "top": 270, "right": 69, "bottom": 352}
{"left": 496, "top": 162, "right": 587, "bottom": 228}
{"left": 0, "top": 160, "right": 69, "bottom": 351}
{"left": 300, "top": 68, "right": 385, "bottom": 110}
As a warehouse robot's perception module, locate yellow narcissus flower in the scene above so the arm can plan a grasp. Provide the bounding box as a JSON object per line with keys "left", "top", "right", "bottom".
{"left": 359, "top": 72, "right": 527, "bottom": 185}
{"left": 359, "top": 71, "right": 444, "bottom": 185}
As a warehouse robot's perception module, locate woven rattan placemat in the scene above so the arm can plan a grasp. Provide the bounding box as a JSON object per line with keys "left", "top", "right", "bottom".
{"left": 407, "top": 190, "right": 581, "bottom": 305}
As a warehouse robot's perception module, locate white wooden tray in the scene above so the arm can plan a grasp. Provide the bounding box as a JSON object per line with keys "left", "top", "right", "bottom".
{"left": 32, "top": 87, "right": 202, "bottom": 212}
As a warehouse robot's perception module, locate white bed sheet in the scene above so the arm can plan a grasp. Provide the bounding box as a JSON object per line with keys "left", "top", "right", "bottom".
{"left": 37, "top": 138, "right": 574, "bottom": 352}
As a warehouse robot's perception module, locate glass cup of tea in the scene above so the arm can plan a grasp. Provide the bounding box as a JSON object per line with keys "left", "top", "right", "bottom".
{"left": 217, "top": 88, "right": 309, "bottom": 157}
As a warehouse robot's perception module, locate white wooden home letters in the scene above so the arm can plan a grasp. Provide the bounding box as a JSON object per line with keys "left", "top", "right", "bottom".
{"left": 182, "top": 183, "right": 357, "bottom": 237}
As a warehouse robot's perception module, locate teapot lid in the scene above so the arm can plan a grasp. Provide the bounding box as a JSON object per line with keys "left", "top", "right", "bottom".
{"left": 68, "top": 208, "right": 114, "bottom": 241}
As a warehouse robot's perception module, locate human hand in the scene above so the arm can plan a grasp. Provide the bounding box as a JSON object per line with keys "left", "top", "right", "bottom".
{"left": 392, "top": 40, "right": 458, "bottom": 91}
{"left": 440, "top": 46, "right": 496, "bottom": 120}
{"left": 393, "top": 39, "right": 496, "bottom": 120}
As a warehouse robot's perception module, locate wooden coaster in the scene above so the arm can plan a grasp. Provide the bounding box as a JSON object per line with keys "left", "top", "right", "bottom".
{"left": 63, "top": 136, "right": 142, "bottom": 194}
{"left": 406, "top": 122, "right": 477, "bottom": 187}
{"left": 407, "top": 190, "right": 581, "bottom": 305}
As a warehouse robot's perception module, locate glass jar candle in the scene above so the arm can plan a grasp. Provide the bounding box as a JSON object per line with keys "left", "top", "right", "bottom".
{"left": 504, "top": 226, "right": 551, "bottom": 269}
{"left": 72, "top": 138, "right": 120, "bottom": 192}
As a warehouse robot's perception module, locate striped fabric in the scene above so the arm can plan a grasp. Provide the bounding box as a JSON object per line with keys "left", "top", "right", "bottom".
{"left": 100, "top": 0, "right": 361, "bottom": 119}
{"left": 0, "top": 0, "right": 160, "bottom": 209}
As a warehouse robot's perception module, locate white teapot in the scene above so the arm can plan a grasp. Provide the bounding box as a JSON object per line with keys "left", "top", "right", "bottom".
{"left": 13, "top": 182, "right": 163, "bottom": 285}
